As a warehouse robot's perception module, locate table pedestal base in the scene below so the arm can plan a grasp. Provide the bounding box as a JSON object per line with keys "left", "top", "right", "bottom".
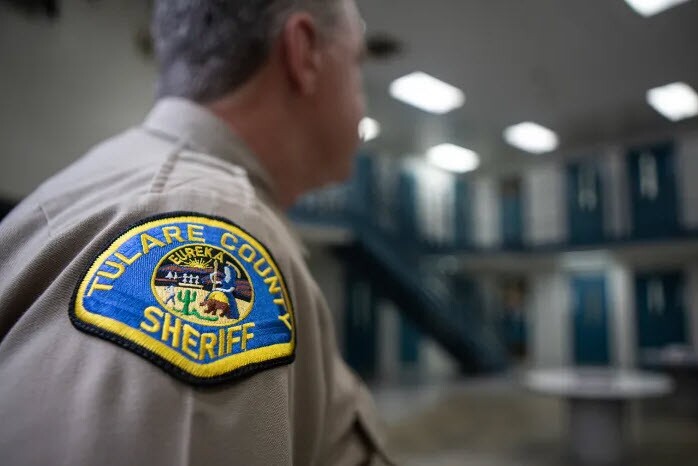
{"left": 568, "top": 398, "right": 626, "bottom": 465}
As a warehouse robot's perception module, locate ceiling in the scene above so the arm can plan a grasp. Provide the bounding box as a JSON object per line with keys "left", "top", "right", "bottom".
{"left": 356, "top": 0, "right": 698, "bottom": 175}
{"left": 2, "top": 0, "right": 698, "bottom": 200}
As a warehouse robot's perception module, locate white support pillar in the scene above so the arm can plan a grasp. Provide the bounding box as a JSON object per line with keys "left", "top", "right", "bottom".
{"left": 528, "top": 272, "right": 572, "bottom": 368}
{"left": 601, "top": 146, "right": 632, "bottom": 239}
{"left": 676, "top": 132, "right": 698, "bottom": 230}
{"left": 523, "top": 165, "right": 568, "bottom": 246}
{"left": 685, "top": 265, "right": 698, "bottom": 351}
{"left": 608, "top": 262, "right": 637, "bottom": 368}
{"left": 472, "top": 176, "right": 501, "bottom": 249}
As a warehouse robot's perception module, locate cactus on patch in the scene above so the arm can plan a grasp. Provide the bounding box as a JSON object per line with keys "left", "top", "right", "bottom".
{"left": 176, "top": 289, "right": 198, "bottom": 316}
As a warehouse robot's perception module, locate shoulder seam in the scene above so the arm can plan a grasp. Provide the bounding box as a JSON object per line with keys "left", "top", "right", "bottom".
{"left": 149, "top": 142, "right": 186, "bottom": 194}
{"left": 35, "top": 198, "right": 54, "bottom": 239}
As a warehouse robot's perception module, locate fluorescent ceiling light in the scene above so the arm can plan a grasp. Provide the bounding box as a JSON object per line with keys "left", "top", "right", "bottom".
{"left": 624, "top": 0, "right": 690, "bottom": 17}
{"left": 426, "top": 144, "right": 480, "bottom": 173}
{"left": 504, "top": 122, "right": 559, "bottom": 154}
{"left": 389, "top": 72, "right": 465, "bottom": 114}
{"left": 358, "top": 117, "right": 380, "bottom": 142}
{"left": 646, "top": 82, "right": 698, "bottom": 121}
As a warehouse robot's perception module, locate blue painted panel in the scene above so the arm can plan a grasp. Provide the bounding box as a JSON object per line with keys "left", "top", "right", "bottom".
{"left": 353, "top": 153, "right": 374, "bottom": 223}
{"left": 572, "top": 274, "right": 610, "bottom": 366}
{"left": 627, "top": 142, "right": 679, "bottom": 238}
{"left": 454, "top": 178, "right": 472, "bottom": 248}
{"left": 498, "top": 279, "right": 528, "bottom": 355}
{"left": 399, "top": 316, "right": 420, "bottom": 365}
{"left": 500, "top": 178, "right": 523, "bottom": 248}
{"left": 567, "top": 162, "right": 604, "bottom": 244}
{"left": 502, "top": 312, "right": 526, "bottom": 346}
{"left": 635, "top": 271, "right": 687, "bottom": 349}
{"left": 398, "top": 172, "right": 418, "bottom": 242}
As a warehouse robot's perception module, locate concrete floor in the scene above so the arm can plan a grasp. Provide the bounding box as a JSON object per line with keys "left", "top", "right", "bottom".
{"left": 372, "top": 373, "right": 698, "bottom": 466}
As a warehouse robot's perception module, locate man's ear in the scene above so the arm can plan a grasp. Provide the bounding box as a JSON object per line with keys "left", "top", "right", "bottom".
{"left": 280, "top": 13, "right": 322, "bottom": 95}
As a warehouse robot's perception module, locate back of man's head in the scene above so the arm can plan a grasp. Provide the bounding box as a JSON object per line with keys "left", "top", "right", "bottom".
{"left": 152, "top": 0, "right": 341, "bottom": 103}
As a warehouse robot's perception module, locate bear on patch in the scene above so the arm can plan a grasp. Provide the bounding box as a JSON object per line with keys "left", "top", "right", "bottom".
{"left": 201, "top": 264, "right": 240, "bottom": 319}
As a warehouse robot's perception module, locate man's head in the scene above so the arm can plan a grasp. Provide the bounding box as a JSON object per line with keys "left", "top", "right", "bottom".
{"left": 152, "top": 0, "right": 366, "bottom": 204}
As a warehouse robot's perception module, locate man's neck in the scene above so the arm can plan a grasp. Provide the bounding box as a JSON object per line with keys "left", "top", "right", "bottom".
{"left": 206, "top": 80, "right": 311, "bottom": 209}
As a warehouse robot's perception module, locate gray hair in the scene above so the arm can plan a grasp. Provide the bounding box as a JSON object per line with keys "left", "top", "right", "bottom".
{"left": 152, "top": 0, "right": 342, "bottom": 103}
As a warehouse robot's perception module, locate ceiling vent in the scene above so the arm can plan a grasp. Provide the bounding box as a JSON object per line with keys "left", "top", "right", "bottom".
{"left": 366, "top": 33, "right": 403, "bottom": 60}
{"left": 1, "top": 0, "right": 59, "bottom": 18}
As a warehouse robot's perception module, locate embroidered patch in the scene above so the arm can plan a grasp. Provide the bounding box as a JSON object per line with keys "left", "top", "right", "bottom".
{"left": 71, "top": 213, "right": 295, "bottom": 385}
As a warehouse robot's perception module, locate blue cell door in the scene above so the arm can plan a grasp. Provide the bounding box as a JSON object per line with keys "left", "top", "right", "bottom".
{"left": 627, "top": 142, "right": 679, "bottom": 238}
{"left": 344, "top": 277, "right": 377, "bottom": 378}
{"left": 399, "top": 316, "right": 420, "bottom": 366}
{"left": 398, "top": 172, "right": 418, "bottom": 242}
{"left": 353, "top": 153, "right": 374, "bottom": 223}
{"left": 500, "top": 178, "right": 523, "bottom": 248}
{"left": 635, "top": 271, "right": 686, "bottom": 349}
{"left": 499, "top": 279, "right": 528, "bottom": 355}
{"left": 567, "top": 162, "right": 604, "bottom": 244}
{"left": 572, "top": 274, "right": 610, "bottom": 366}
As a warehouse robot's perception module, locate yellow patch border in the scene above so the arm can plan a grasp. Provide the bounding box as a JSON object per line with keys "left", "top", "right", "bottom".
{"left": 72, "top": 214, "right": 295, "bottom": 383}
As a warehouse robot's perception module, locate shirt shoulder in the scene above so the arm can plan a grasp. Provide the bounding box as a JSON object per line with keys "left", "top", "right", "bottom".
{"left": 61, "top": 145, "right": 298, "bottom": 386}
{"left": 1, "top": 125, "right": 300, "bottom": 383}
{"left": 30, "top": 128, "right": 258, "bottom": 237}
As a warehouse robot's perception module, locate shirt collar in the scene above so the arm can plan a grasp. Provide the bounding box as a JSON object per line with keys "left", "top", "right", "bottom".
{"left": 141, "top": 97, "right": 308, "bottom": 256}
{"left": 142, "top": 97, "right": 278, "bottom": 205}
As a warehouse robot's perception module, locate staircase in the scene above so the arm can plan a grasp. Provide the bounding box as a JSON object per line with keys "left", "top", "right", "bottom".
{"left": 290, "top": 154, "right": 508, "bottom": 373}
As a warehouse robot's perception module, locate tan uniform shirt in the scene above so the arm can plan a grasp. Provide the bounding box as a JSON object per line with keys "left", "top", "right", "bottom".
{"left": 0, "top": 98, "right": 390, "bottom": 466}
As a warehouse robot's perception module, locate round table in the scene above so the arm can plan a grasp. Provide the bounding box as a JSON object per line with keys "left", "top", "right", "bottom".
{"left": 524, "top": 367, "right": 673, "bottom": 465}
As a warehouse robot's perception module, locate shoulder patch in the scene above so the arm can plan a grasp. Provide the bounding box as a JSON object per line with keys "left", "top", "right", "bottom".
{"left": 71, "top": 213, "right": 295, "bottom": 385}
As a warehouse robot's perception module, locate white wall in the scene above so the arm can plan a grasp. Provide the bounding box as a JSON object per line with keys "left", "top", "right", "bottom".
{"left": 601, "top": 147, "right": 632, "bottom": 239}
{"left": 676, "top": 131, "right": 698, "bottom": 230}
{"left": 472, "top": 176, "right": 501, "bottom": 248}
{"left": 523, "top": 165, "right": 567, "bottom": 246}
{"left": 0, "top": 0, "right": 156, "bottom": 199}
{"left": 527, "top": 255, "right": 698, "bottom": 369}
{"left": 419, "top": 337, "right": 460, "bottom": 379}
{"left": 412, "top": 164, "right": 456, "bottom": 246}
{"left": 685, "top": 265, "right": 698, "bottom": 351}
{"left": 543, "top": 253, "right": 639, "bottom": 368}
{"left": 608, "top": 262, "right": 636, "bottom": 367}
{"left": 528, "top": 272, "right": 571, "bottom": 368}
